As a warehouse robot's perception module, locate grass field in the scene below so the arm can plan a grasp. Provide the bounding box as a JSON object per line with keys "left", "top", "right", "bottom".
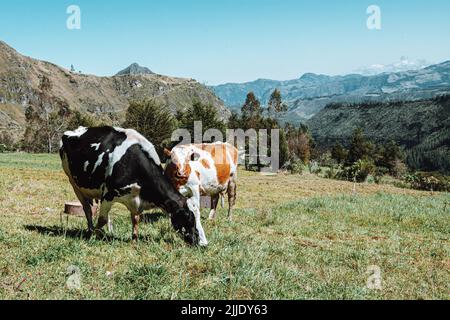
{"left": 0, "top": 153, "right": 448, "bottom": 300}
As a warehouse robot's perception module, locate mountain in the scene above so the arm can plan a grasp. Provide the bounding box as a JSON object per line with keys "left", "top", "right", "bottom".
{"left": 307, "top": 96, "right": 450, "bottom": 173}
{"left": 211, "top": 61, "right": 450, "bottom": 123}
{"left": 115, "top": 63, "right": 154, "bottom": 76}
{"left": 0, "top": 41, "right": 229, "bottom": 142}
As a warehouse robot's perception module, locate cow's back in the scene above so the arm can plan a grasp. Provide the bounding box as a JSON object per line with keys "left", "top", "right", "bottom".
{"left": 60, "top": 126, "right": 128, "bottom": 191}
{"left": 206, "top": 143, "right": 237, "bottom": 185}
{"left": 200, "top": 142, "right": 238, "bottom": 178}
{"left": 168, "top": 142, "right": 238, "bottom": 194}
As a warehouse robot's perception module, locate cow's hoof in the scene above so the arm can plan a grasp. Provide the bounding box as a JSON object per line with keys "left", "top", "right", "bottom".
{"left": 199, "top": 240, "right": 208, "bottom": 247}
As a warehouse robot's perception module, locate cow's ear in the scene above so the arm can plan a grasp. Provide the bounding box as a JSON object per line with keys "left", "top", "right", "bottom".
{"left": 191, "top": 152, "right": 201, "bottom": 162}
{"left": 164, "top": 148, "right": 172, "bottom": 157}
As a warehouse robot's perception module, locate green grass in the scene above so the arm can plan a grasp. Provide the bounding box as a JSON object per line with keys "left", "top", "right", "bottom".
{"left": 0, "top": 152, "right": 61, "bottom": 171}
{"left": 0, "top": 153, "right": 448, "bottom": 299}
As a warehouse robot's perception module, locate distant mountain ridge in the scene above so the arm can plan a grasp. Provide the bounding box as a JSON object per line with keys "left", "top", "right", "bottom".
{"left": 211, "top": 61, "right": 450, "bottom": 123}
{"left": 0, "top": 41, "right": 230, "bottom": 141}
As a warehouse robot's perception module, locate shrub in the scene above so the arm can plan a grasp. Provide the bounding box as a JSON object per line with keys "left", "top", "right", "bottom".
{"left": 0, "top": 132, "right": 14, "bottom": 150}
{"left": 66, "top": 110, "right": 104, "bottom": 130}
{"left": 284, "top": 124, "right": 314, "bottom": 165}
{"left": 338, "top": 159, "right": 376, "bottom": 183}
{"left": 391, "top": 159, "right": 409, "bottom": 178}
{"left": 374, "top": 166, "right": 389, "bottom": 184}
{"left": 0, "top": 144, "right": 7, "bottom": 153}
{"left": 366, "top": 175, "right": 376, "bottom": 184}
{"left": 405, "top": 172, "right": 450, "bottom": 192}
{"left": 324, "top": 166, "right": 340, "bottom": 180}
{"left": 287, "top": 132, "right": 312, "bottom": 164}
{"left": 286, "top": 160, "right": 304, "bottom": 175}
{"left": 309, "top": 161, "right": 321, "bottom": 174}
{"left": 318, "top": 151, "right": 337, "bottom": 168}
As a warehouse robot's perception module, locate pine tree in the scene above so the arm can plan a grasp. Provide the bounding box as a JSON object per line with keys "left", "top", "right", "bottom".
{"left": 346, "top": 128, "right": 371, "bottom": 165}
{"left": 376, "top": 140, "right": 405, "bottom": 175}
{"left": 267, "top": 89, "right": 287, "bottom": 117}
{"left": 227, "top": 111, "right": 242, "bottom": 129}
{"left": 177, "top": 101, "right": 227, "bottom": 139}
{"left": 331, "top": 143, "right": 348, "bottom": 164}
{"left": 123, "top": 99, "right": 176, "bottom": 152}
{"left": 241, "top": 92, "right": 262, "bottom": 129}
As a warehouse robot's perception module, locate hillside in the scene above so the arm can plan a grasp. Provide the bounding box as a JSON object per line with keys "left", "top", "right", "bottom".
{"left": 212, "top": 62, "right": 450, "bottom": 123}
{"left": 307, "top": 96, "right": 450, "bottom": 173}
{"left": 0, "top": 41, "right": 230, "bottom": 142}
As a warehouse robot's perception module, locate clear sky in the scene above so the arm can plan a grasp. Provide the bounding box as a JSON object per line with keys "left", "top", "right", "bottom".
{"left": 0, "top": 0, "right": 449, "bottom": 84}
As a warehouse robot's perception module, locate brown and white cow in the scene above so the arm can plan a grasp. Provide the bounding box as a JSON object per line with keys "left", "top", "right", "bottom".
{"left": 165, "top": 142, "right": 238, "bottom": 244}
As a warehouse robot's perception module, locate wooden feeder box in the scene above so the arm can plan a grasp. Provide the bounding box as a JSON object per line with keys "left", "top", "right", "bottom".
{"left": 64, "top": 201, "right": 98, "bottom": 217}
{"left": 200, "top": 196, "right": 211, "bottom": 209}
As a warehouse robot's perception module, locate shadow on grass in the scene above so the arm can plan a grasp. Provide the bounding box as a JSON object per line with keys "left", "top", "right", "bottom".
{"left": 23, "top": 212, "right": 168, "bottom": 243}
{"left": 23, "top": 224, "right": 119, "bottom": 242}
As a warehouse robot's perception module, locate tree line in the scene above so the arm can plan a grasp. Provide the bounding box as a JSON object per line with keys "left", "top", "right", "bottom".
{"left": 2, "top": 77, "right": 448, "bottom": 191}
{"left": 5, "top": 78, "right": 312, "bottom": 174}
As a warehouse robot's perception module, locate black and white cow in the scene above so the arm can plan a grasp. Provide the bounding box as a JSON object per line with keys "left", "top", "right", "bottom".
{"left": 59, "top": 126, "right": 206, "bottom": 246}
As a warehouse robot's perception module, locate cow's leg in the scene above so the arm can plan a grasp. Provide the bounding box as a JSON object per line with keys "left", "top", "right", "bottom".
{"left": 123, "top": 193, "right": 143, "bottom": 242}
{"left": 227, "top": 178, "right": 237, "bottom": 221}
{"left": 208, "top": 194, "right": 220, "bottom": 220}
{"left": 72, "top": 187, "right": 94, "bottom": 236}
{"left": 81, "top": 202, "right": 95, "bottom": 236}
{"left": 95, "top": 200, "right": 112, "bottom": 237}
{"left": 107, "top": 216, "right": 114, "bottom": 233}
{"left": 188, "top": 186, "right": 208, "bottom": 246}
{"left": 130, "top": 213, "right": 140, "bottom": 242}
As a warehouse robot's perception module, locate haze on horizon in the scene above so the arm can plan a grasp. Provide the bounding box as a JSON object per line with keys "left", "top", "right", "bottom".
{"left": 1, "top": 0, "right": 449, "bottom": 85}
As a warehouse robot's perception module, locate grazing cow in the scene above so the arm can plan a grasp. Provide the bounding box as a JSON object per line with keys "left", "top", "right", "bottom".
{"left": 164, "top": 142, "right": 238, "bottom": 233}
{"left": 59, "top": 126, "right": 205, "bottom": 246}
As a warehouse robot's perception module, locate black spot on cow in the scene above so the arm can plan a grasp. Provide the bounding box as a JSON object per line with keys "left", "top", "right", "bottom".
{"left": 61, "top": 126, "right": 127, "bottom": 190}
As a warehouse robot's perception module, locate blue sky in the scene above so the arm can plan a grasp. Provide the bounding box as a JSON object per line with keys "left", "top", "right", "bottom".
{"left": 0, "top": 0, "right": 449, "bottom": 84}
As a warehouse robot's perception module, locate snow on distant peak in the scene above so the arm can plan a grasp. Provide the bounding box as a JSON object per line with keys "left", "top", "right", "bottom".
{"left": 354, "top": 57, "right": 432, "bottom": 76}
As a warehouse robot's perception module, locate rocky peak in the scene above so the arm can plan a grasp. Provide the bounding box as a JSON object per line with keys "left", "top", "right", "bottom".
{"left": 115, "top": 63, "right": 154, "bottom": 76}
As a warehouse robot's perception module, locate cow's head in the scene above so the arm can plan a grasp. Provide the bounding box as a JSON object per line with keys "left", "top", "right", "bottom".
{"left": 164, "top": 147, "right": 200, "bottom": 189}
{"left": 169, "top": 203, "right": 199, "bottom": 246}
